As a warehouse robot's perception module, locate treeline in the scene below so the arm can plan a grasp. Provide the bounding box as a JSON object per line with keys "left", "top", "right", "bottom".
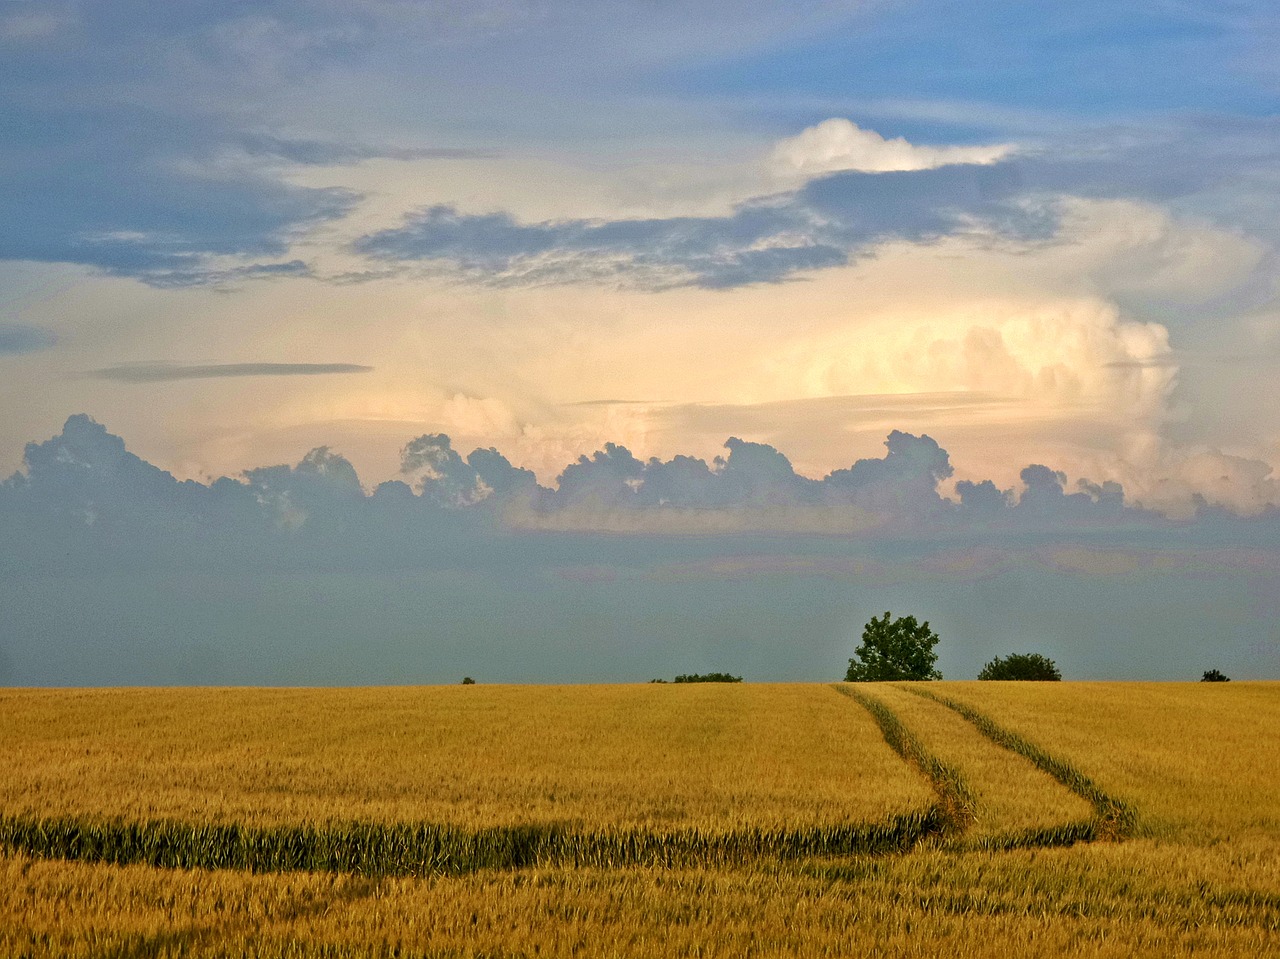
{"left": 651, "top": 673, "right": 743, "bottom": 684}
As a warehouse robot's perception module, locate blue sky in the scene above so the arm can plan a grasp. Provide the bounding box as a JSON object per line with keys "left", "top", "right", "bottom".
{"left": 1, "top": 1, "right": 1278, "bottom": 682}
{"left": 680, "top": 2, "right": 1279, "bottom": 120}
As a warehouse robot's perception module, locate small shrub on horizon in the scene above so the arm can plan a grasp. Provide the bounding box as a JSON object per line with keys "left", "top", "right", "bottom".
{"left": 1201, "top": 669, "right": 1230, "bottom": 683}
{"left": 978, "top": 653, "right": 1062, "bottom": 681}
{"left": 671, "top": 673, "right": 743, "bottom": 684}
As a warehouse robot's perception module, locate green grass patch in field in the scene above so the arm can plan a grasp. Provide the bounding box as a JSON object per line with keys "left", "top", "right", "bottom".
{"left": 0, "top": 809, "right": 943, "bottom": 876}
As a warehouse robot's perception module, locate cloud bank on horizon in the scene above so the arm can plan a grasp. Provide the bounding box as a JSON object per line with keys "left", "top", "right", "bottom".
{"left": 0, "top": 413, "right": 1250, "bottom": 547}
{"left": 1, "top": 415, "right": 1276, "bottom": 687}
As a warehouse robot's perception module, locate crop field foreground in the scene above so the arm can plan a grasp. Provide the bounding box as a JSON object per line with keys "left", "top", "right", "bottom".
{"left": 1, "top": 681, "right": 1278, "bottom": 957}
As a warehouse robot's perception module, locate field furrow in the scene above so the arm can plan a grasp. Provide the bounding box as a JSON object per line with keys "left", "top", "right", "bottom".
{"left": 871, "top": 684, "right": 1096, "bottom": 847}
{"left": 919, "top": 682, "right": 1280, "bottom": 844}
{"left": 830, "top": 684, "right": 973, "bottom": 837}
{"left": 909, "top": 686, "right": 1138, "bottom": 841}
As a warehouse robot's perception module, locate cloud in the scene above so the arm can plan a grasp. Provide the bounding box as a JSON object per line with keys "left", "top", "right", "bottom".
{"left": 342, "top": 113, "right": 1280, "bottom": 295}
{"left": 824, "top": 430, "right": 954, "bottom": 515}
{"left": 0, "top": 323, "right": 56, "bottom": 355}
{"left": 1104, "top": 357, "right": 1181, "bottom": 369}
{"left": 353, "top": 161, "right": 1048, "bottom": 289}
{"left": 0, "top": 415, "right": 1185, "bottom": 557}
{"left": 0, "top": 1, "right": 904, "bottom": 287}
{"left": 0, "top": 3, "right": 405, "bottom": 286}
{"left": 770, "top": 119, "right": 1015, "bottom": 177}
{"left": 234, "top": 134, "right": 492, "bottom": 166}
{"left": 4, "top": 1, "right": 1278, "bottom": 298}
{"left": 400, "top": 432, "right": 538, "bottom": 508}
{"left": 3, "top": 415, "right": 1277, "bottom": 685}
{"left": 1161, "top": 450, "right": 1280, "bottom": 517}
{"left": 1015, "top": 464, "right": 1126, "bottom": 520}
{"left": 1015, "top": 116, "right": 1280, "bottom": 261}
{"left": 0, "top": 102, "right": 358, "bottom": 284}
{"left": 0, "top": 10, "right": 72, "bottom": 42}
{"left": 139, "top": 259, "right": 316, "bottom": 290}
{"left": 352, "top": 202, "right": 832, "bottom": 289}
{"left": 89, "top": 362, "right": 375, "bottom": 383}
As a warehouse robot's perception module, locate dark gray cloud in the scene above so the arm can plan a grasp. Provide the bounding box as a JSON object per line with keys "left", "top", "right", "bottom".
{"left": 4, "top": 1, "right": 1277, "bottom": 292}
{"left": 0, "top": 414, "right": 1240, "bottom": 571}
{"left": 352, "top": 202, "right": 834, "bottom": 289}
{"left": 0, "top": 104, "right": 357, "bottom": 285}
{"left": 354, "top": 162, "right": 1050, "bottom": 289}
{"left": 90, "top": 362, "right": 374, "bottom": 383}
{"left": 0, "top": 323, "right": 56, "bottom": 355}
{"left": 0, "top": 0, "right": 495, "bottom": 286}
{"left": 0, "top": 0, "right": 865, "bottom": 286}
{"left": 351, "top": 117, "right": 1280, "bottom": 291}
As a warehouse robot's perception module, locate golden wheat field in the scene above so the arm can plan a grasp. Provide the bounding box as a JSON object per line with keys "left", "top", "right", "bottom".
{"left": 0, "top": 684, "right": 930, "bottom": 829}
{"left": 1, "top": 681, "right": 1278, "bottom": 958}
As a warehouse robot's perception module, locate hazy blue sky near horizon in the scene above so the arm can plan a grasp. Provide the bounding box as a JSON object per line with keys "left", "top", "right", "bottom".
{"left": 2, "top": 1, "right": 1279, "bottom": 684}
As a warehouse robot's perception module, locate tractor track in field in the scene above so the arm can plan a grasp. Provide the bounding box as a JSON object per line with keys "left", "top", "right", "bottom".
{"left": 906, "top": 687, "right": 1139, "bottom": 842}
{"left": 830, "top": 684, "right": 976, "bottom": 839}
{"left": 833, "top": 683, "right": 1139, "bottom": 850}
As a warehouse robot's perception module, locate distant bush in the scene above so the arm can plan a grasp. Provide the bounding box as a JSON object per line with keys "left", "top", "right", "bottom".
{"left": 672, "top": 673, "right": 743, "bottom": 684}
{"left": 461, "top": 677, "right": 476, "bottom": 685}
{"left": 978, "top": 653, "right": 1062, "bottom": 681}
{"left": 1201, "top": 669, "right": 1230, "bottom": 683}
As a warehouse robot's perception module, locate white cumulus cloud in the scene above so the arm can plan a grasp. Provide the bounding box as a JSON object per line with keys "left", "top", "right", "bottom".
{"left": 771, "top": 118, "right": 1015, "bottom": 177}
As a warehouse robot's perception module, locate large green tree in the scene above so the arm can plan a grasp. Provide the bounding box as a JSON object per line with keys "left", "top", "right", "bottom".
{"left": 845, "top": 611, "right": 942, "bottom": 682}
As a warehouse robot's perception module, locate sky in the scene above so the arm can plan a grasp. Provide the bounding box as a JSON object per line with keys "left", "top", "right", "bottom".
{"left": 1, "top": 1, "right": 1278, "bottom": 685}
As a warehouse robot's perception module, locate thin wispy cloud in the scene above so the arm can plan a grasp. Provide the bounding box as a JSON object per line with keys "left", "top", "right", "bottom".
{"left": 140, "top": 260, "right": 316, "bottom": 290}
{"left": 1103, "top": 358, "right": 1181, "bottom": 369}
{"left": 234, "top": 135, "right": 494, "bottom": 166}
{"left": 91, "top": 363, "right": 374, "bottom": 383}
